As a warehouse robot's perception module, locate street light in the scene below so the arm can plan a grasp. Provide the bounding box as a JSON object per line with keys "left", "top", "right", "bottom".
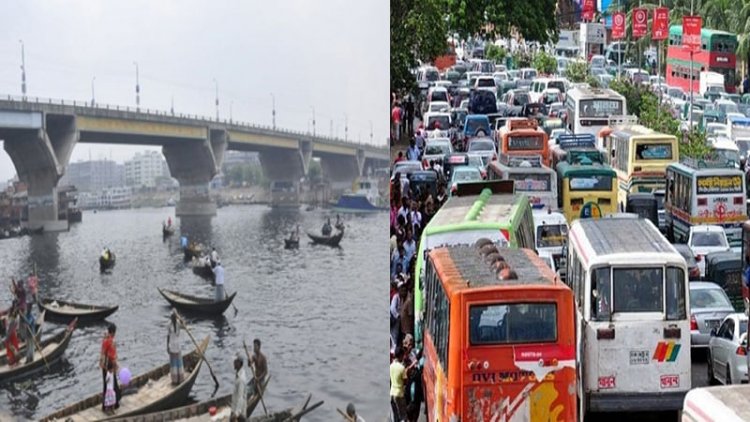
{"left": 230, "top": 100, "right": 233, "bottom": 123}
{"left": 270, "top": 93, "right": 276, "bottom": 129}
{"left": 369, "top": 120, "right": 373, "bottom": 144}
{"left": 213, "top": 78, "right": 219, "bottom": 120}
{"left": 171, "top": 95, "right": 174, "bottom": 115}
{"left": 133, "top": 61, "right": 140, "bottom": 110}
{"left": 311, "top": 106, "right": 316, "bottom": 136}
{"left": 19, "top": 40, "right": 26, "bottom": 99}
{"left": 344, "top": 113, "right": 348, "bottom": 142}
{"left": 91, "top": 76, "right": 96, "bottom": 107}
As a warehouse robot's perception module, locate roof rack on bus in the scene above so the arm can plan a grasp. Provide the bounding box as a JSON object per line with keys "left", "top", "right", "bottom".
{"left": 557, "top": 134, "right": 596, "bottom": 150}
{"left": 680, "top": 157, "right": 738, "bottom": 169}
{"left": 608, "top": 115, "right": 638, "bottom": 127}
{"left": 498, "top": 154, "right": 543, "bottom": 167}
{"left": 508, "top": 118, "right": 538, "bottom": 131}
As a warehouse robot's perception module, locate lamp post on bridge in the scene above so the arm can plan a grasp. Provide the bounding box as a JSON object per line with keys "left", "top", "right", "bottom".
{"left": 213, "top": 78, "right": 219, "bottom": 120}
{"left": 344, "top": 113, "right": 348, "bottom": 142}
{"left": 133, "top": 61, "right": 140, "bottom": 111}
{"left": 19, "top": 40, "right": 27, "bottom": 100}
{"left": 270, "top": 93, "right": 276, "bottom": 129}
{"left": 311, "top": 106, "right": 316, "bottom": 137}
{"left": 91, "top": 76, "right": 96, "bottom": 107}
{"left": 369, "top": 120, "right": 373, "bottom": 144}
{"left": 171, "top": 96, "right": 174, "bottom": 115}
{"left": 230, "top": 100, "right": 233, "bottom": 123}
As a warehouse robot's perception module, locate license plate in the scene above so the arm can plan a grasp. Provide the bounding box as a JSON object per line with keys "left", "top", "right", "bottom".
{"left": 629, "top": 350, "right": 650, "bottom": 365}
{"left": 660, "top": 374, "right": 680, "bottom": 389}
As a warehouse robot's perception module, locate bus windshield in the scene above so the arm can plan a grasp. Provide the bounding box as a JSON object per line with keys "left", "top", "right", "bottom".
{"left": 507, "top": 135, "right": 544, "bottom": 151}
{"left": 507, "top": 173, "right": 551, "bottom": 192}
{"left": 580, "top": 99, "right": 623, "bottom": 118}
{"left": 537, "top": 224, "right": 567, "bottom": 247}
{"left": 470, "top": 302, "right": 557, "bottom": 344}
{"left": 635, "top": 143, "right": 673, "bottom": 160}
{"left": 568, "top": 174, "right": 613, "bottom": 191}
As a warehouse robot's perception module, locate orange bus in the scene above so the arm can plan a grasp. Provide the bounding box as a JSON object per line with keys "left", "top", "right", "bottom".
{"left": 498, "top": 118, "right": 551, "bottom": 167}
{"left": 423, "top": 245, "right": 576, "bottom": 421}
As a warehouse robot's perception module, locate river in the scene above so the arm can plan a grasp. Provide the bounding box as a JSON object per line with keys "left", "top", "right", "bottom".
{"left": 0, "top": 206, "right": 387, "bottom": 421}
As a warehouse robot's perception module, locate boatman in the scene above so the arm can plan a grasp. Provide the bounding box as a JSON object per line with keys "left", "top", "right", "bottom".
{"left": 248, "top": 338, "right": 268, "bottom": 394}
{"left": 101, "top": 247, "right": 110, "bottom": 262}
{"left": 213, "top": 261, "right": 226, "bottom": 301}
{"left": 231, "top": 352, "right": 248, "bottom": 422}
{"left": 166, "top": 310, "right": 184, "bottom": 385}
{"left": 322, "top": 218, "right": 332, "bottom": 236}
{"left": 210, "top": 247, "right": 220, "bottom": 267}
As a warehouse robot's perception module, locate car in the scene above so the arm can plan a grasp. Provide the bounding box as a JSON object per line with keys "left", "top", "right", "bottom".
{"left": 500, "top": 89, "right": 531, "bottom": 107}
{"left": 690, "top": 282, "right": 735, "bottom": 349}
{"left": 422, "top": 138, "right": 452, "bottom": 167}
{"left": 590, "top": 67, "right": 606, "bottom": 76}
{"left": 688, "top": 225, "right": 731, "bottom": 277}
{"left": 590, "top": 54, "right": 606, "bottom": 69}
{"left": 673, "top": 243, "right": 701, "bottom": 280}
{"left": 450, "top": 108, "right": 468, "bottom": 130}
{"left": 473, "top": 76, "right": 497, "bottom": 91}
{"left": 720, "top": 92, "right": 741, "bottom": 105}
{"left": 423, "top": 112, "right": 452, "bottom": 138}
{"left": 460, "top": 114, "right": 492, "bottom": 148}
{"left": 706, "top": 123, "right": 730, "bottom": 138}
{"left": 716, "top": 99, "right": 740, "bottom": 121}
{"left": 667, "top": 87, "right": 686, "bottom": 102}
{"left": 465, "top": 137, "right": 497, "bottom": 165}
{"left": 427, "top": 101, "right": 451, "bottom": 114}
{"left": 449, "top": 166, "right": 483, "bottom": 195}
{"left": 540, "top": 88, "right": 563, "bottom": 105}
{"left": 707, "top": 313, "right": 748, "bottom": 385}
{"left": 392, "top": 160, "right": 423, "bottom": 181}
{"left": 467, "top": 90, "right": 497, "bottom": 115}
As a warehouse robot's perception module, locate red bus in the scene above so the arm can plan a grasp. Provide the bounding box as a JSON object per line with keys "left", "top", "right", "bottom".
{"left": 666, "top": 25, "right": 737, "bottom": 94}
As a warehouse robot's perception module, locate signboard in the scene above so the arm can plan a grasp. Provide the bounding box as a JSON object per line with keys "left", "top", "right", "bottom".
{"left": 507, "top": 136, "right": 544, "bottom": 151}
{"left": 612, "top": 12, "right": 625, "bottom": 40}
{"left": 652, "top": 7, "right": 669, "bottom": 40}
{"left": 632, "top": 8, "right": 648, "bottom": 39}
{"left": 683, "top": 16, "right": 702, "bottom": 52}
{"left": 582, "top": 0, "right": 596, "bottom": 21}
{"left": 583, "top": 23, "right": 606, "bottom": 44}
{"left": 696, "top": 175, "right": 743, "bottom": 195}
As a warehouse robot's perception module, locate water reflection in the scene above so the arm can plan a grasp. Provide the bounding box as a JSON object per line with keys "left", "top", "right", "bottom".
{"left": 179, "top": 216, "right": 214, "bottom": 246}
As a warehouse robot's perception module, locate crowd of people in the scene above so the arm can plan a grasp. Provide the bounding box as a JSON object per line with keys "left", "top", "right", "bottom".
{"left": 2, "top": 272, "right": 39, "bottom": 367}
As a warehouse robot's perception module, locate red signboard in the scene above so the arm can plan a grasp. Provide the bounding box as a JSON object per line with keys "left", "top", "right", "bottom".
{"left": 652, "top": 7, "right": 669, "bottom": 40}
{"left": 683, "top": 15, "right": 702, "bottom": 52}
{"left": 632, "top": 8, "right": 648, "bottom": 38}
{"left": 582, "top": 0, "right": 596, "bottom": 21}
{"left": 612, "top": 12, "right": 625, "bottom": 40}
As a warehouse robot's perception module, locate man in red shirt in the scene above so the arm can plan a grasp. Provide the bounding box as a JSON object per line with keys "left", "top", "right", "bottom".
{"left": 391, "top": 101, "right": 402, "bottom": 144}
{"left": 99, "top": 323, "right": 120, "bottom": 411}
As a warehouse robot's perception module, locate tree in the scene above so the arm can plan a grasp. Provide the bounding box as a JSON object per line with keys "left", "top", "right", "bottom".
{"left": 446, "top": 0, "right": 558, "bottom": 43}
{"left": 486, "top": 44, "right": 507, "bottom": 63}
{"left": 532, "top": 51, "right": 557, "bottom": 75}
{"left": 565, "top": 60, "right": 590, "bottom": 83}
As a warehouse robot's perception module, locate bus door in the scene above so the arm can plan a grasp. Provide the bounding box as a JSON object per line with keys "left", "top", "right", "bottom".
{"left": 463, "top": 290, "right": 576, "bottom": 421}
{"left": 584, "top": 265, "right": 690, "bottom": 407}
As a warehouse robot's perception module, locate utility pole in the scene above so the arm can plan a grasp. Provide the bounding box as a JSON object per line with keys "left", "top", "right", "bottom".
{"left": 270, "top": 93, "right": 276, "bottom": 129}
{"left": 330, "top": 119, "right": 333, "bottom": 137}
{"left": 311, "top": 106, "right": 316, "bottom": 136}
{"left": 19, "top": 40, "right": 26, "bottom": 99}
{"left": 171, "top": 96, "right": 174, "bottom": 115}
{"left": 230, "top": 100, "right": 233, "bottom": 123}
{"left": 91, "top": 76, "right": 96, "bottom": 107}
{"left": 369, "top": 120, "right": 373, "bottom": 144}
{"left": 133, "top": 61, "right": 140, "bottom": 110}
{"left": 213, "top": 78, "right": 219, "bottom": 120}
{"left": 344, "top": 113, "right": 348, "bottom": 141}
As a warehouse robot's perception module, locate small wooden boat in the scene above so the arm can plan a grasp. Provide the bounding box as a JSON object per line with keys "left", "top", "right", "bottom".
{"left": 100, "top": 252, "right": 116, "bottom": 273}
{"left": 307, "top": 229, "right": 344, "bottom": 247}
{"left": 248, "top": 394, "right": 324, "bottom": 422}
{"left": 183, "top": 245, "right": 203, "bottom": 261}
{"left": 284, "top": 238, "right": 299, "bottom": 249}
{"left": 39, "top": 298, "right": 118, "bottom": 324}
{"left": 163, "top": 225, "right": 176, "bottom": 237}
{"left": 0, "top": 318, "right": 76, "bottom": 384}
{"left": 158, "top": 288, "right": 237, "bottom": 316}
{"left": 39, "top": 336, "right": 209, "bottom": 422}
{"left": 107, "top": 374, "right": 272, "bottom": 421}
{"left": 191, "top": 261, "right": 215, "bottom": 282}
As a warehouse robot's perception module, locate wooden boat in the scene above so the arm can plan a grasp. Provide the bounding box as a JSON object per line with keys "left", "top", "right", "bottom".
{"left": 247, "top": 394, "right": 324, "bottom": 422}
{"left": 158, "top": 288, "right": 237, "bottom": 316}
{"left": 39, "top": 336, "right": 209, "bottom": 422}
{"left": 100, "top": 252, "right": 116, "bottom": 273}
{"left": 106, "top": 374, "right": 272, "bottom": 421}
{"left": 163, "top": 225, "right": 176, "bottom": 237}
{"left": 183, "top": 245, "right": 203, "bottom": 261}
{"left": 190, "top": 262, "right": 215, "bottom": 282}
{"left": 0, "top": 318, "right": 76, "bottom": 384}
{"left": 307, "top": 229, "right": 344, "bottom": 247}
{"left": 39, "top": 298, "right": 118, "bottom": 324}
{"left": 0, "top": 310, "right": 45, "bottom": 361}
{"left": 284, "top": 238, "right": 299, "bottom": 249}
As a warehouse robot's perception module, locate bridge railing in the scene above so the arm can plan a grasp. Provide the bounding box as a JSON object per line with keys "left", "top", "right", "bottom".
{"left": 1, "top": 94, "right": 386, "bottom": 152}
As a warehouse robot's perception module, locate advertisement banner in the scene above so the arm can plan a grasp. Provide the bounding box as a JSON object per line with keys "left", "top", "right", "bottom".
{"left": 582, "top": 0, "right": 596, "bottom": 21}
{"left": 652, "top": 7, "right": 669, "bottom": 40}
{"left": 632, "top": 8, "right": 648, "bottom": 38}
{"left": 682, "top": 15, "right": 702, "bottom": 52}
{"left": 612, "top": 12, "right": 625, "bottom": 39}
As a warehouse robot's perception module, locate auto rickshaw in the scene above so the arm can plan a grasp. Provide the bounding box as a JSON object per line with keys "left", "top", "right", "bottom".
{"left": 625, "top": 193, "right": 658, "bottom": 228}
{"left": 704, "top": 250, "right": 743, "bottom": 312}
{"left": 408, "top": 170, "right": 438, "bottom": 200}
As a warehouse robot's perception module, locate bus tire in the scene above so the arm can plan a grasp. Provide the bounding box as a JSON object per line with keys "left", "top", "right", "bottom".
{"left": 707, "top": 351, "right": 717, "bottom": 385}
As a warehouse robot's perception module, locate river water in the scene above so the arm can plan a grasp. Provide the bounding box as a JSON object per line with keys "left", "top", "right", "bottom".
{"left": 0, "top": 206, "right": 387, "bottom": 421}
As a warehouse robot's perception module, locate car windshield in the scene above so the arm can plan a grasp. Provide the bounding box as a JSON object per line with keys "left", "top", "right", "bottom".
{"left": 468, "top": 141, "right": 494, "bottom": 152}
{"left": 713, "top": 148, "right": 740, "bottom": 166}
{"left": 477, "top": 78, "right": 495, "bottom": 87}
{"left": 453, "top": 169, "right": 481, "bottom": 182}
{"left": 465, "top": 119, "right": 489, "bottom": 134}
{"left": 690, "top": 287, "right": 732, "bottom": 310}
{"left": 431, "top": 91, "right": 448, "bottom": 102}
{"left": 425, "top": 69, "right": 439, "bottom": 81}
{"left": 719, "top": 103, "right": 739, "bottom": 114}
{"left": 425, "top": 143, "right": 450, "bottom": 155}
{"left": 668, "top": 88, "right": 684, "bottom": 99}
{"left": 690, "top": 231, "right": 728, "bottom": 248}
{"left": 513, "top": 93, "right": 530, "bottom": 106}
{"left": 427, "top": 116, "right": 450, "bottom": 130}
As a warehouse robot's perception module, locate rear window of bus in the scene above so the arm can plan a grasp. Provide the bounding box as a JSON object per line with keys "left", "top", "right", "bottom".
{"left": 470, "top": 303, "right": 557, "bottom": 344}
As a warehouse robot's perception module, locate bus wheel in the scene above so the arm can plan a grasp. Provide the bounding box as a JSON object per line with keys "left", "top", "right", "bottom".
{"left": 707, "top": 352, "right": 717, "bottom": 385}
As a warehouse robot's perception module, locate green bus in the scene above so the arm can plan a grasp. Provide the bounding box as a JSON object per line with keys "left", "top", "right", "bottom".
{"left": 413, "top": 180, "right": 536, "bottom": 347}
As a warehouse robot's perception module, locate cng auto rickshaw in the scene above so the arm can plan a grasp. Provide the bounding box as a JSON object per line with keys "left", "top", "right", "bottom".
{"left": 625, "top": 193, "right": 658, "bottom": 228}
{"left": 704, "top": 250, "right": 743, "bottom": 312}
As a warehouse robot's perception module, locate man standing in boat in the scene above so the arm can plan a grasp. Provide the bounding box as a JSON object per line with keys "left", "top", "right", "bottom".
{"left": 99, "top": 323, "right": 120, "bottom": 411}
{"left": 248, "top": 338, "right": 268, "bottom": 394}
{"left": 167, "top": 311, "right": 184, "bottom": 385}
{"left": 231, "top": 353, "right": 248, "bottom": 421}
{"left": 213, "top": 261, "right": 226, "bottom": 301}
{"left": 321, "top": 218, "right": 332, "bottom": 236}
{"left": 210, "top": 247, "right": 220, "bottom": 267}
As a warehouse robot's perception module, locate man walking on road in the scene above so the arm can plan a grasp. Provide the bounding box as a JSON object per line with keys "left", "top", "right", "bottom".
{"left": 391, "top": 101, "right": 402, "bottom": 144}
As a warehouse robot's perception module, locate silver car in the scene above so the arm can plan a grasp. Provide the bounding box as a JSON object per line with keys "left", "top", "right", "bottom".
{"left": 465, "top": 137, "right": 497, "bottom": 164}
{"left": 422, "top": 138, "right": 452, "bottom": 167}
{"left": 708, "top": 313, "right": 748, "bottom": 385}
{"left": 691, "top": 282, "right": 735, "bottom": 349}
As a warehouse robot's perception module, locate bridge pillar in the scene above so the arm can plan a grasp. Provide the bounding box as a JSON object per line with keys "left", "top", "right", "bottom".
{"left": 1, "top": 112, "right": 78, "bottom": 232}
{"left": 163, "top": 134, "right": 223, "bottom": 217}
{"left": 318, "top": 153, "right": 361, "bottom": 193}
{"left": 258, "top": 147, "right": 307, "bottom": 181}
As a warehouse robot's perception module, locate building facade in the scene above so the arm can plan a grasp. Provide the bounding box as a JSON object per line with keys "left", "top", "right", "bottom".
{"left": 124, "top": 151, "right": 171, "bottom": 188}
{"left": 59, "top": 159, "right": 125, "bottom": 192}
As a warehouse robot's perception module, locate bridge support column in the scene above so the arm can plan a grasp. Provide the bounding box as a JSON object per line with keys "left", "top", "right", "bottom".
{"left": 1, "top": 112, "right": 78, "bottom": 232}
{"left": 318, "top": 153, "right": 361, "bottom": 194}
{"left": 163, "top": 133, "right": 223, "bottom": 217}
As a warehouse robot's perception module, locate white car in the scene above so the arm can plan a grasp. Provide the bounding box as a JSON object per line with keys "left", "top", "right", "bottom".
{"left": 465, "top": 137, "right": 497, "bottom": 165}
{"left": 427, "top": 101, "right": 451, "bottom": 114}
{"left": 707, "top": 313, "right": 748, "bottom": 385}
{"left": 688, "top": 225, "right": 731, "bottom": 277}
{"left": 706, "top": 123, "right": 730, "bottom": 139}
{"left": 422, "top": 138, "right": 452, "bottom": 167}
{"left": 474, "top": 76, "right": 497, "bottom": 91}
{"left": 423, "top": 112, "right": 451, "bottom": 138}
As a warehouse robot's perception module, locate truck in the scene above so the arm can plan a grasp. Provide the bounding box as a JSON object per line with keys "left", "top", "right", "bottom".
{"left": 700, "top": 71, "right": 725, "bottom": 96}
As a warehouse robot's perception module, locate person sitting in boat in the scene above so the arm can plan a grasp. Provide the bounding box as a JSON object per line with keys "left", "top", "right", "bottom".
{"left": 231, "top": 352, "right": 248, "bottom": 421}
{"left": 101, "top": 248, "right": 111, "bottom": 262}
{"left": 213, "top": 261, "right": 226, "bottom": 301}
{"left": 167, "top": 310, "right": 184, "bottom": 385}
{"left": 248, "top": 338, "right": 268, "bottom": 394}
{"left": 210, "top": 247, "right": 220, "bottom": 267}
{"left": 167, "top": 216, "right": 172, "bottom": 227}
{"left": 289, "top": 225, "right": 300, "bottom": 243}
{"left": 322, "top": 218, "right": 332, "bottom": 236}
{"left": 335, "top": 214, "right": 344, "bottom": 231}
{"left": 3, "top": 306, "right": 20, "bottom": 367}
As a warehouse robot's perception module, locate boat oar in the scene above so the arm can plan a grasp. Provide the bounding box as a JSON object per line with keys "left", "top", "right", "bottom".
{"left": 24, "top": 317, "right": 48, "bottom": 370}
{"left": 337, "top": 408, "right": 356, "bottom": 422}
{"left": 243, "top": 340, "right": 268, "bottom": 416}
{"left": 174, "top": 312, "right": 220, "bottom": 393}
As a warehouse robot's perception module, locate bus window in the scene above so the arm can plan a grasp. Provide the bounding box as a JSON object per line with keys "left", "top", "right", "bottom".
{"left": 613, "top": 268, "right": 664, "bottom": 313}
{"left": 666, "top": 267, "right": 687, "bottom": 320}
{"left": 591, "top": 267, "right": 611, "bottom": 320}
{"left": 537, "top": 224, "right": 567, "bottom": 248}
{"left": 636, "top": 143, "right": 673, "bottom": 160}
{"left": 471, "top": 303, "right": 557, "bottom": 344}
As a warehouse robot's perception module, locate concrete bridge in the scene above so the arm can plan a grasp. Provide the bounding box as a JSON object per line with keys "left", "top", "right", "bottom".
{"left": 0, "top": 96, "right": 389, "bottom": 231}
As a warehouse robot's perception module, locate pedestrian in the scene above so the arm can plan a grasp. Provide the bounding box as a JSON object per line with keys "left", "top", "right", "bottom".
{"left": 391, "top": 101, "right": 402, "bottom": 144}
{"left": 248, "top": 338, "right": 268, "bottom": 395}
{"left": 405, "top": 95, "right": 414, "bottom": 135}
{"left": 393, "top": 151, "right": 405, "bottom": 164}
{"left": 231, "top": 353, "right": 248, "bottom": 422}
{"left": 406, "top": 139, "right": 420, "bottom": 161}
{"left": 99, "top": 323, "right": 120, "bottom": 411}
{"left": 744, "top": 74, "right": 750, "bottom": 95}
{"left": 213, "top": 261, "right": 226, "bottom": 301}
{"left": 390, "top": 283, "right": 408, "bottom": 351}
{"left": 390, "top": 346, "right": 410, "bottom": 422}
{"left": 103, "top": 360, "right": 117, "bottom": 414}
{"left": 167, "top": 311, "right": 184, "bottom": 385}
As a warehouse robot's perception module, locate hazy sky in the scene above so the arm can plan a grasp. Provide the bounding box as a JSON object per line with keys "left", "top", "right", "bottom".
{"left": 0, "top": 0, "right": 388, "bottom": 181}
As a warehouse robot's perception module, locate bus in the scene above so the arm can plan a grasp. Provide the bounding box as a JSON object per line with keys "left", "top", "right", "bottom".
{"left": 556, "top": 160, "right": 618, "bottom": 223}
{"left": 423, "top": 245, "right": 576, "bottom": 421}
{"left": 665, "top": 159, "right": 747, "bottom": 248}
{"left": 550, "top": 133, "right": 605, "bottom": 169}
{"left": 487, "top": 154, "right": 558, "bottom": 210}
{"left": 534, "top": 209, "right": 569, "bottom": 279}
{"left": 601, "top": 122, "right": 679, "bottom": 211}
{"left": 566, "top": 217, "right": 691, "bottom": 415}
{"left": 413, "top": 181, "right": 536, "bottom": 347}
{"left": 497, "top": 118, "right": 551, "bottom": 167}
{"left": 564, "top": 86, "right": 626, "bottom": 138}
{"left": 667, "top": 26, "right": 737, "bottom": 94}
